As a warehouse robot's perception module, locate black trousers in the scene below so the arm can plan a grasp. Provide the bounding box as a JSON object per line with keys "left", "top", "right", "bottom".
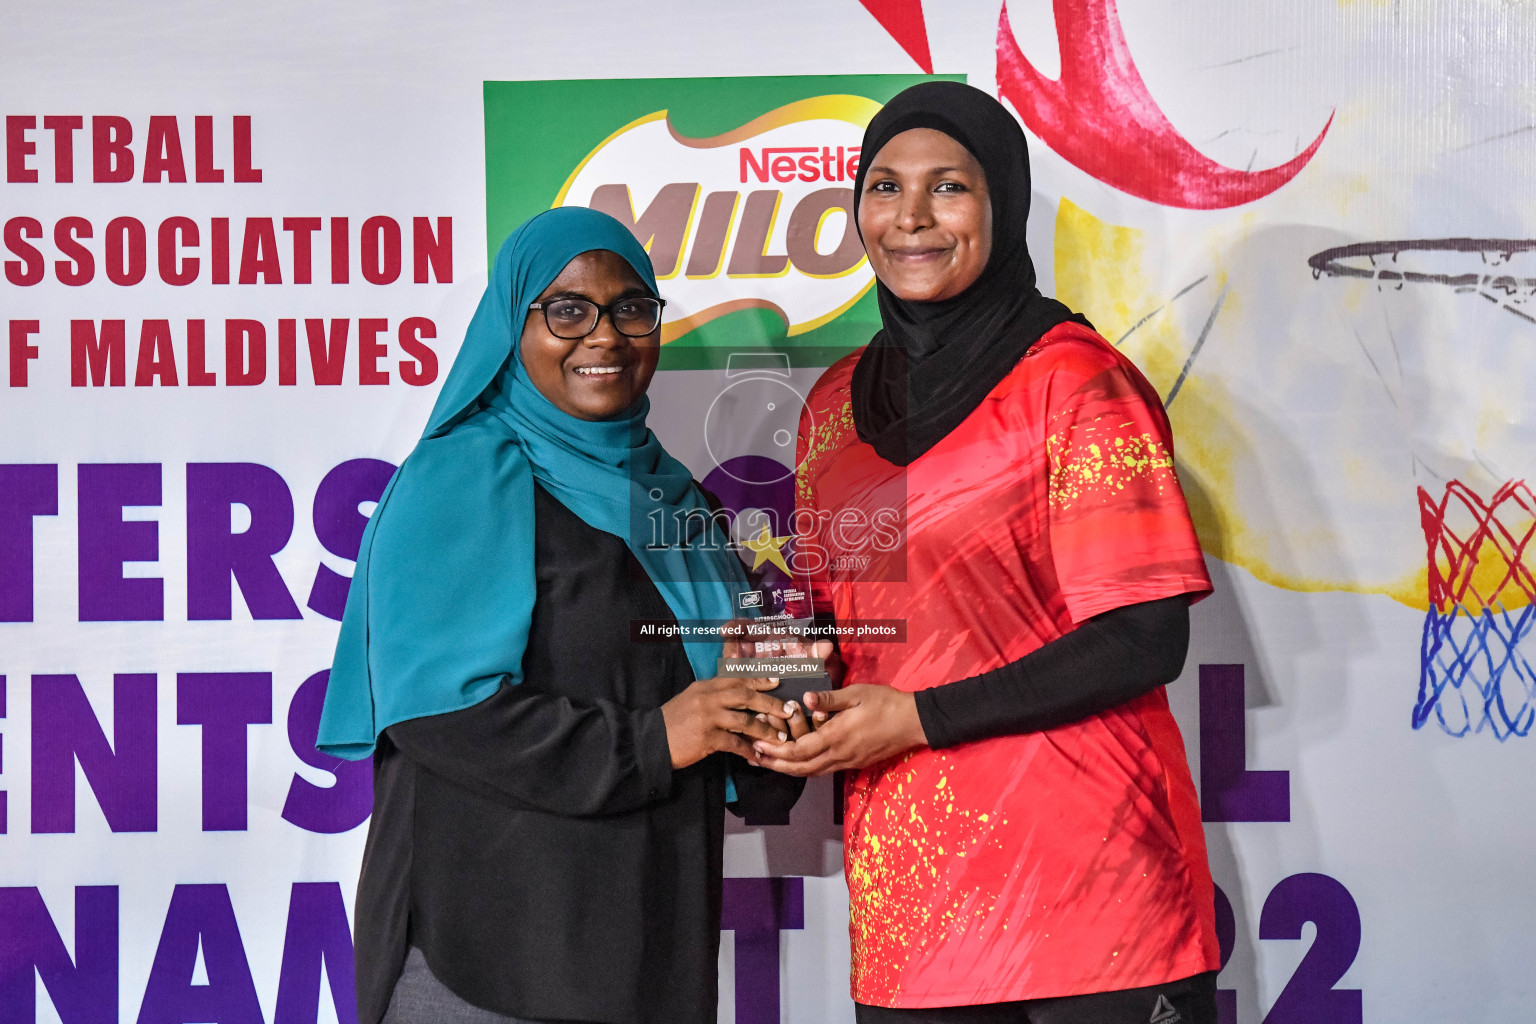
{"left": 854, "top": 970, "right": 1218, "bottom": 1024}
{"left": 381, "top": 947, "right": 591, "bottom": 1024}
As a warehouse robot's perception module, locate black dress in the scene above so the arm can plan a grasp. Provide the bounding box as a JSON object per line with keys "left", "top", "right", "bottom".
{"left": 353, "top": 482, "right": 802, "bottom": 1024}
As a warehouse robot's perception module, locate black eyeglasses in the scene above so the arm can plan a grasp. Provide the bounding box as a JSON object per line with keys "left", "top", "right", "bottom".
{"left": 527, "top": 296, "right": 666, "bottom": 339}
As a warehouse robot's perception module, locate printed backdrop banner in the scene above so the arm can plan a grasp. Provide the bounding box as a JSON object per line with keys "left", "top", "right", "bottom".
{"left": 2, "top": 2, "right": 1533, "bottom": 1023}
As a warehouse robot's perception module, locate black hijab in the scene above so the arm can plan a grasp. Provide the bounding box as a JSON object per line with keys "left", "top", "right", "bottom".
{"left": 850, "top": 81, "right": 1090, "bottom": 465}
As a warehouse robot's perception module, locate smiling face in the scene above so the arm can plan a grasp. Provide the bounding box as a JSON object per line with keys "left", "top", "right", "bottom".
{"left": 857, "top": 127, "right": 993, "bottom": 303}
{"left": 519, "top": 249, "right": 661, "bottom": 421}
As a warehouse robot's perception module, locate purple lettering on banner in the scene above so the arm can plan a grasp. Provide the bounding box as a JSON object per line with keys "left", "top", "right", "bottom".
{"left": 1259, "top": 874, "right": 1363, "bottom": 1024}
{"left": 0, "top": 676, "right": 6, "bottom": 832}
{"left": 78, "top": 464, "right": 164, "bottom": 621}
{"left": 281, "top": 671, "right": 371, "bottom": 834}
{"left": 306, "top": 458, "right": 396, "bottom": 621}
{"left": 1199, "top": 664, "right": 1290, "bottom": 822}
{"left": 0, "top": 886, "right": 118, "bottom": 1024}
{"left": 720, "top": 877, "right": 805, "bottom": 1024}
{"left": 136, "top": 884, "right": 262, "bottom": 1024}
{"left": 0, "top": 464, "right": 58, "bottom": 622}
{"left": 1213, "top": 883, "right": 1237, "bottom": 1024}
{"left": 175, "top": 673, "right": 272, "bottom": 831}
{"left": 186, "top": 463, "right": 302, "bottom": 620}
{"left": 273, "top": 882, "right": 356, "bottom": 1024}
{"left": 31, "top": 674, "right": 157, "bottom": 833}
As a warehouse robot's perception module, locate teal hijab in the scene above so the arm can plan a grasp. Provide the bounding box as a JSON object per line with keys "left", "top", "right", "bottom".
{"left": 317, "top": 207, "right": 748, "bottom": 759}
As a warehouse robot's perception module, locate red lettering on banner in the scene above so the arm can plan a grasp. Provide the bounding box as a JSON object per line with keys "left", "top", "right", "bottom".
{"left": 739, "top": 146, "right": 860, "bottom": 184}
{"left": 232, "top": 116, "right": 262, "bottom": 183}
{"left": 71, "top": 320, "right": 126, "bottom": 387}
{"left": 33, "top": 318, "right": 439, "bottom": 387}
{"left": 211, "top": 217, "right": 230, "bottom": 285}
{"left": 142, "top": 116, "right": 188, "bottom": 183}
{"left": 194, "top": 115, "right": 224, "bottom": 183}
{"left": 238, "top": 218, "right": 282, "bottom": 284}
{"left": 187, "top": 320, "right": 216, "bottom": 386}
{"left": 398, "top": 317, "right": 438, "bottom": 385}
{"left": 9, "top": 320, "right": 40, "bottom": 387}
{"left": 6, "top": 116, "right": 37, "bottom": 182}
{"left": 307, "top": 319, "right": 348, "bottom": 385}
{"left": 158, "top": 217, "right": 199, "bottom": 286}
{"left": 330, "top": 217, "right": 348, "bottom": 284}
{"left": 226, "top": 320, "right": 266, "bottom": 385}
{"left": 4, "top": 218, "right": 44, "bottom": 285}
{"left": 284, "top": 218, "right": 321, "bottom": 284}
{"left": 55, "top": 218, "right": 94, "bottom": 286}
{"left": 5, "top": 116, "right": 261, "bottom": 184}
{"left": 358, "top": 318, "right": 389, "bottom": 384}
{"left": 740, "top": 148, "right": 770, "bottom": 183}
{"left": 44, "top": 115, "right": 81, "bottom": 181}
{"left": 278, "top": 319, "right": 297, "bottom": 386}
{"left": 104, "top": 217, "right": 147, "bottom": 286}
{"left": 361, "top": 217, "right": 401, "bottom": 285}
{"left": 92, "top": 116, "right": 134, "bottom": 183}
{"left": 1, "top": 214, "right": 452, "bottom": 287}
{"left": 135, "top": 320, "right": 179, "bottom": 386}
{"left": 412, "top": 217, "right": 452, "bottom": 283}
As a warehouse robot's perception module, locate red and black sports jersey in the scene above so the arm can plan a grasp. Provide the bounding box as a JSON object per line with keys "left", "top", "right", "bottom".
{"left": 795, "top": 323, "right": 1219, "bottom": 1007}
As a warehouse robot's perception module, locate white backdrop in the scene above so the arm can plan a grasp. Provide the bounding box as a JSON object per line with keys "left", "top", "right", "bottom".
{"left": 2, "top": 2, "right": 1533, "bottom": 1022}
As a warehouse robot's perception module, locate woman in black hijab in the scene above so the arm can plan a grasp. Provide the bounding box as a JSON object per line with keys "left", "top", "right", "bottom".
{"left": 758, "top": 82, "right": 1222, "bottom": 1024}
{"left": 849, "top": 81, "right": 1088, "bottom": 465}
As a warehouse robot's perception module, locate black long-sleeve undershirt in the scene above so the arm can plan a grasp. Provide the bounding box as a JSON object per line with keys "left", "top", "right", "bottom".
{"left": 913, "top": 595, "right": 1191, "bottom": 749}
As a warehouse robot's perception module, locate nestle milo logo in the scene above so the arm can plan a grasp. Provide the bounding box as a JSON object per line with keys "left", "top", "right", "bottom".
{"left": 553, "top": 96, "right": 879, "bottom": 342}
{"left": 739, "top": 145, "right": 861, "bottom": 184}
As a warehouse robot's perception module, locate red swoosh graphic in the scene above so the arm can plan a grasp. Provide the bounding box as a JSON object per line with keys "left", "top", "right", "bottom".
{"left": 858, "top": 0, "right": 934, "bottom": 73}
{"left": 996, "top": 0, "right": 1332, "bottom": 209}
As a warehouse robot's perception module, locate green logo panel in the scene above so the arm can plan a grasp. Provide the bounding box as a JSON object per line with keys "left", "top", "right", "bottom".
{"left": 484, "top": 74, "right": 961, "bottom": 369}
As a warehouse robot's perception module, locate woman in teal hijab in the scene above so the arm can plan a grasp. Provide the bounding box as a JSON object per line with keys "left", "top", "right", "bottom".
{"left": 319, "top": 206, "right": 803, "bottom": 1024}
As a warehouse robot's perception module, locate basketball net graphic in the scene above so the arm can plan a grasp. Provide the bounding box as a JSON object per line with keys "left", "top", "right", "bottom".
{"left": 1311, "top": 239, "right": 1535, "bottom": 738}
{"left": 1416, "top": 481, "right": 1536, "bottom": 739}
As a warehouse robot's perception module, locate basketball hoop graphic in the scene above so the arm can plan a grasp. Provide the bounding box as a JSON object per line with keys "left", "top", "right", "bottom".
{"left": 1312, "top": 238, "right": 1536, "bottom": 739}
{"left": 1309, "top": 238, "right": 1536, "bottom": 324}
